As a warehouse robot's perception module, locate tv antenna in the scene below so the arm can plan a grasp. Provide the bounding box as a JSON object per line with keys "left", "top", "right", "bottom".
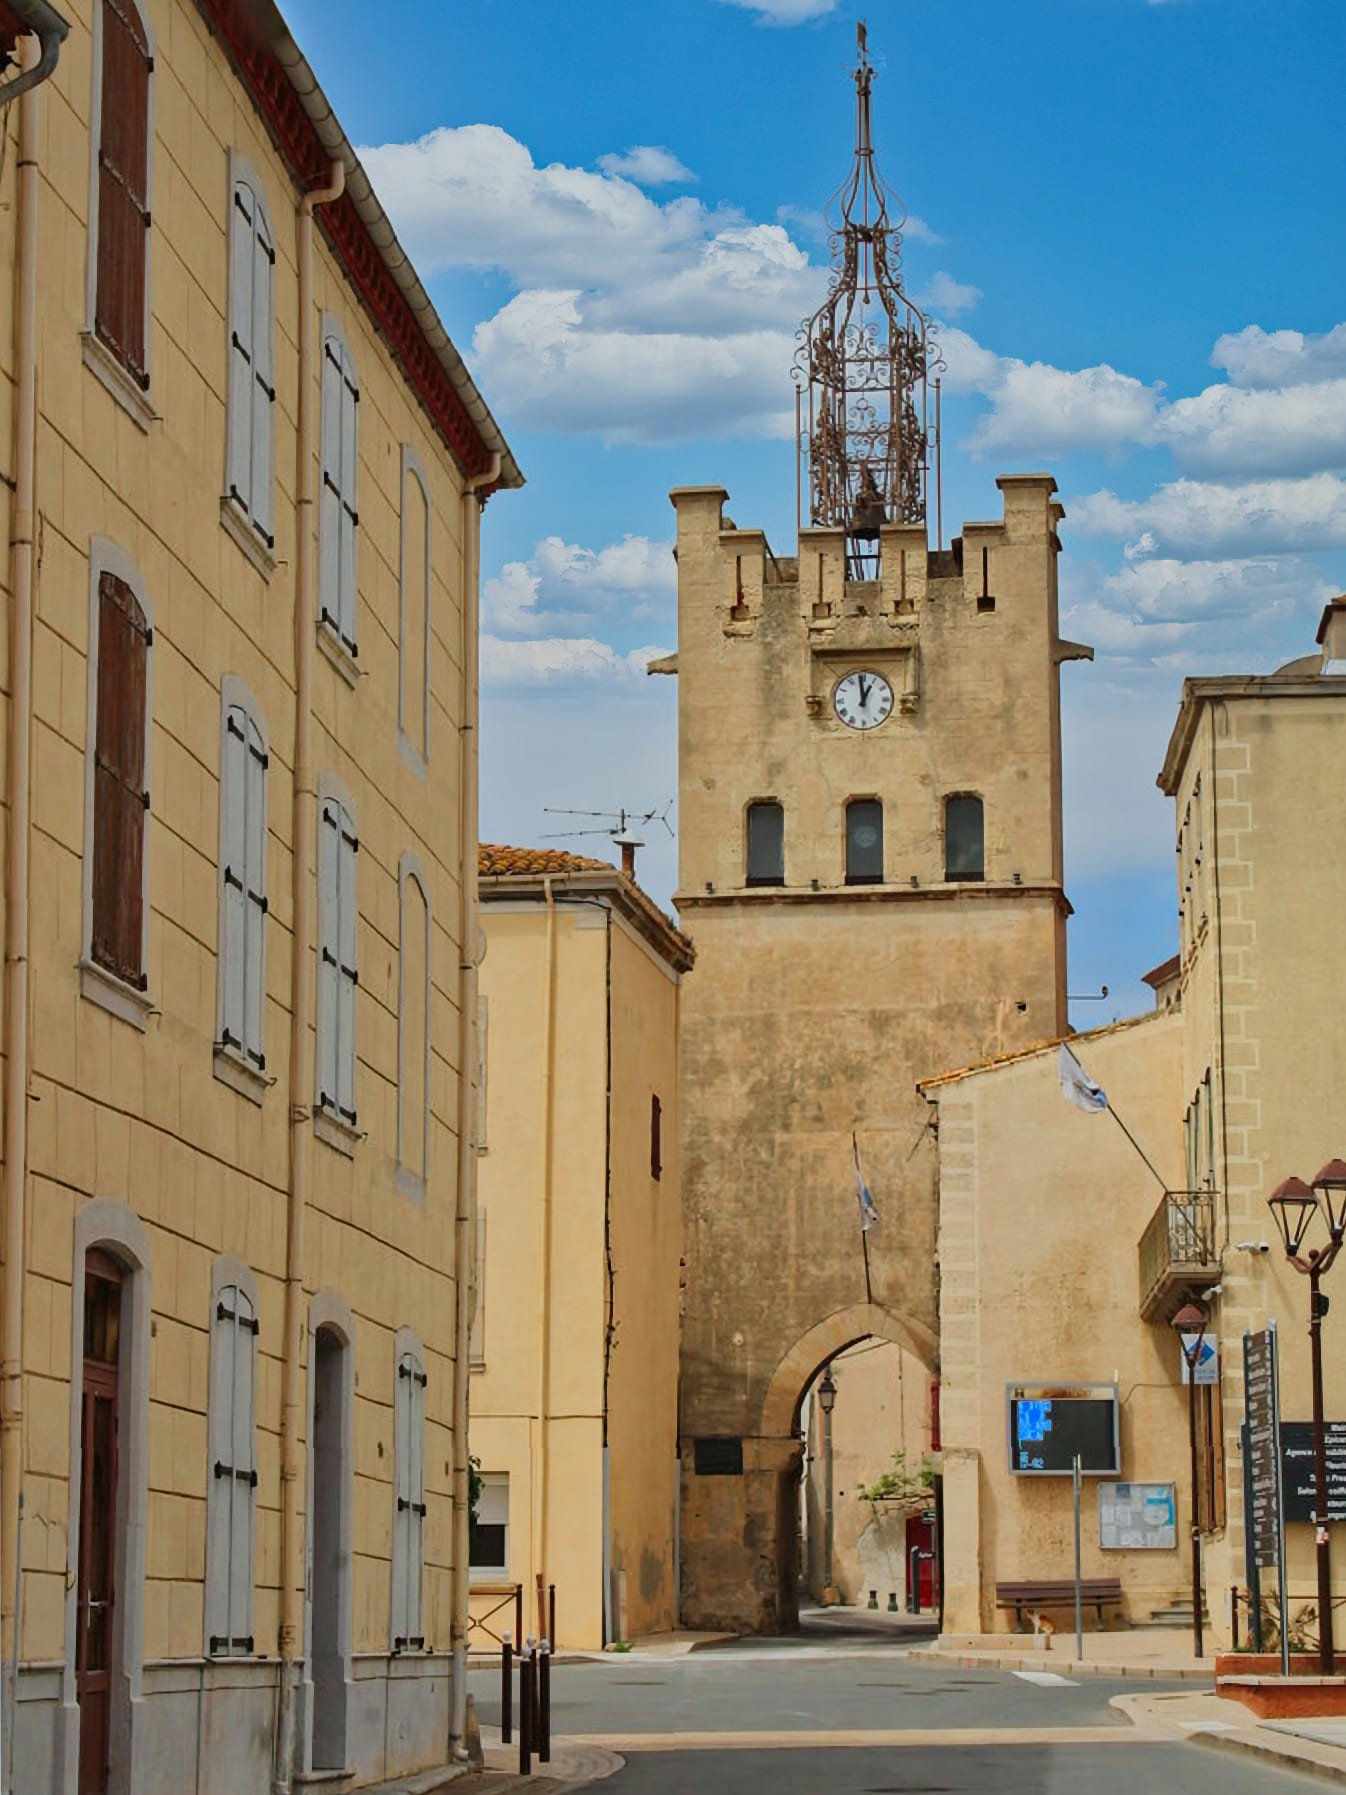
{"left": 541, "top": 803, "right": 674, "bottom": 877}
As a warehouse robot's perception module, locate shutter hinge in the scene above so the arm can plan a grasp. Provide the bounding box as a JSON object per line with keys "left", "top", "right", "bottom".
{"left": 144, "top": 626, "right": 153, "bottom": 647}
{"left": 259, "top": 895, "right": 269, "bottom": 914}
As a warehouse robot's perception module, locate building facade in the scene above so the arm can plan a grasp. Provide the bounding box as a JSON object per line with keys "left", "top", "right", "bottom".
{"left": 0, "top": 3, "right": 519, "bottom": 1790}
{"left": 470, "top": 848, "right": 692, "bottom": 1650}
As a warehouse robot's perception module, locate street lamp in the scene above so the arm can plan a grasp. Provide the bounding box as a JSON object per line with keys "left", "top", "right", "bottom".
{"left": 1171, "top": 1302, "right": 1209, "bottom": 1660}
{"left": 1267, "top": 1163, "right": 1346, "bottom": 1675}
{"left": 818, "top": 1369, "right": 838, "bottom": 1606}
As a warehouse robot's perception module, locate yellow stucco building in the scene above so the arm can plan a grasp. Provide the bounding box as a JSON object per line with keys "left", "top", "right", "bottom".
{"left": 470, "top": 847, "right": 693, "bottom": 1651}
{"left": 0, "top": 2, "right": 520, "bottom": 1789}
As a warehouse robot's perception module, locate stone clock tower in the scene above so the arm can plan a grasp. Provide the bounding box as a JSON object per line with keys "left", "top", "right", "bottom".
{"left": 669, "top": 31, "right": 1089, "bottom": 1632}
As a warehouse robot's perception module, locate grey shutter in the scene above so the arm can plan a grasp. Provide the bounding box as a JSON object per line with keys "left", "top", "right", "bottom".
{"left": 219, "top": 707, "right": 248, "bottom": 1052}
{"left": 250, "top": 203, "right": 276, "bottom": 549}
{"left": 319, "top": 338, "right": 343, "bottom": 640}
{"left": 316, "top": 800, "right": 340, "bottom": 1113}
{"left": 336, "top": 807, "right": 358, "bottom": 1124}
{"left": 242, "top": 716, "right": 267, "bottom": 1065}
{"left": 206, "top": 1291, "right": 235, "bottom": 1647}
{"left": 209, "top": 1285, "right": 257, "bottom": 1655}
{"left": 337, "top": 352, "right": 359, "bottom": 650}
{"left": 408, "top": 1365, "right": 425, "bottom": 1644}
{"left": 391, "top": 1354, "right": 412, "bottom": 1645}
{"left": 227, "top": 1287, "right": 257, "bottom": 1649}
{"left": 226, "top": 184, "right": 254, "bottom": 515}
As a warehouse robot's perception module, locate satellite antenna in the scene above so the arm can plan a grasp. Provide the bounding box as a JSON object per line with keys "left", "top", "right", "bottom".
{"left": 541, "top": 802, "right": 674, "bottom": 878}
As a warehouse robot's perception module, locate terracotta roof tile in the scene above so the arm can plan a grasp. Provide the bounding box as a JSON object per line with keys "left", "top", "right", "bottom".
{"left": 479, "top": 843, "right": 615, "bottom": 877}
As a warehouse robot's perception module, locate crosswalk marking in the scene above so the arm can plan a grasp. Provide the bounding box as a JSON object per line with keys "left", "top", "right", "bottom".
{"left": 1012, "top": 1670, "right": 1079, "bottom": 1687}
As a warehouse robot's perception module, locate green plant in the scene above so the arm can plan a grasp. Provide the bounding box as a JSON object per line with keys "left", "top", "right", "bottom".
{"left": 855, "top": 1450, "right": 934, "bottom": 1507}
{"left": 468, "top": 1455, "right": 483, "bottom": 1527}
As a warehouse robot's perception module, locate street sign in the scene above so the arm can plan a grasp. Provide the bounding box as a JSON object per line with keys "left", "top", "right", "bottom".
{"left": 1180, "top": 1335, "right": 1219, "bottom": 1386}
{"left": 1280, "top": 1422, "right": 1346, "bottom": 1523}
{"left": 1245, "top": 1327, "right": 1286, "bottom": 1571}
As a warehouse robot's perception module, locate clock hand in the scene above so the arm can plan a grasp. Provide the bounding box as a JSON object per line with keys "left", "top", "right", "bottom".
{"left": 858, "top": 674, "right": 870, "bottom": 706}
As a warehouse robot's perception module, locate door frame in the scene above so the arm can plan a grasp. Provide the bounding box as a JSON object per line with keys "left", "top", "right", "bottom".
{"left": 302, "top": 1291, "right": 355, "bottom": 1775}
{"left": 61, "top": 1200, "right": 152, "bottom": 1795}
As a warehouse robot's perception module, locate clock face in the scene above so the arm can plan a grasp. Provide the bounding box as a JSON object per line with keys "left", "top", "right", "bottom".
{"left": 833, "top": 669, "right": 894, "bottom": 731}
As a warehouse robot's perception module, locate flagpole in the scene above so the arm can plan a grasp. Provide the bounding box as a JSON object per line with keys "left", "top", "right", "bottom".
{"left": 1105, "top": 1104, "right": 1168, "bottom": 1192}
{"left": 861, "top": 1223, "right": 873, "bottom": 1304}
{"left": 854, "top": 1131, "right": 874, "bottom": 1304}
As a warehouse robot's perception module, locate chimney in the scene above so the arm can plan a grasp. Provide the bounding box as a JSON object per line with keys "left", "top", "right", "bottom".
{"left": 1317, "top": 596, "right": 1346, "bottom": 674}
{"left": 614, "top": 826, "right": 643, "bottom": 879}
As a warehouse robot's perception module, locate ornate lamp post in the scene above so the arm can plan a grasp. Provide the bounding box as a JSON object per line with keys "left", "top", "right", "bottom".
{"left": 818, "top": 1368, "right": 839, "bottom": 1606}
{"left": 1268, "top": 1162, "right": 1346, "bottom": 1674}
{"left": 1171, "top": 1302, "right": 1209, "bottom": 1659}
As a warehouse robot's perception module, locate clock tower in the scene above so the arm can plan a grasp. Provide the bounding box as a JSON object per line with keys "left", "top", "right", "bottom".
{"left": 669, "top": 31, "right": 1087, "bottom": 1631}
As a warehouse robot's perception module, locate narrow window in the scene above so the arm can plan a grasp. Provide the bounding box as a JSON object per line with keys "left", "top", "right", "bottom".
{"left": 317, "top": 791, "right": 358, "bottom": 1130}
{"left": 91, "top": 567, "right": 151, "bottom": 989}
{"left": 650, "top": 1093, "right": 663, "bottom": 1181}
{"left": 845, "top": 799, "right": 884, "bottom": 885}
{"left": 217, "top": 688, "right": 268, "bottom": 1077}
{"left": 206, "top": 1282, "right": 257, "bottom": 1656}
{"left": 746, "top": 801, "right": 784, "bottom": 887}
{"left": 944, "top": 794, "right": 984, "bottom": 882}
{"left": 93, "top": 0, "right": 152, "bottom": 388}
{"left": 397, "top": 860, "right": 430, "bottom": 1193}
{"left": 225, "top": 171, "right": 276, "bottom": 552}
{"left": 399, "top": 449, "right": 430, "bottom": 766}
{"left": 391, "top": 1347, "right": 427, "bottom": 1651}
{"left": 319, "top": 326, "right": 360, "bottom": 659}
{"left": 469, "top": 1472, "right": 509, "bottom": 1580}
{"left": 470, "top": 1211, "right": 486, "bottom": 1370}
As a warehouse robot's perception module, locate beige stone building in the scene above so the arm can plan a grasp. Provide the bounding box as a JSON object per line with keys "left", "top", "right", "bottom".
{"left": 0, "top": 2, "right": 519, "bottom": 1790}
{"left": 469, "top": 847, "right": 692, "bottom": 1650}
{"left": 927, "top": 603, "right": 1346, "bottom": 1646}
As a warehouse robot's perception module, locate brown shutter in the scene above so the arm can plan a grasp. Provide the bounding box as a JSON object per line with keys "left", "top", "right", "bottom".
{"left": 92, "top": 572, "right": 149, "bottom": 986}
{"left": 95, "top": 0, "right": 151, "bottom": 387}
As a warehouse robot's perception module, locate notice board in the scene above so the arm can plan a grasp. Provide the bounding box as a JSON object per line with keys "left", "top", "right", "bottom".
{"left": 1098, "top": 1482, "right": 1176, "bottom": 1550}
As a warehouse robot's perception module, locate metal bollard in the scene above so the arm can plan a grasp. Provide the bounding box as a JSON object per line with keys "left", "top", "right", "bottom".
{"left": 518, "top": 1642, "right": 533, "bottom": 1776}
{"left": 538, "top": 1639, "right": 551, "bottom": 1764}
{"left": 549, "top": 1583, "right": 557, "bottom": 1653}
{"left": 515, "top": 1583, "right": 525, "bottom": 1649}
{"left": 501, "top": 1631, "right": 513, "bottom": 1746}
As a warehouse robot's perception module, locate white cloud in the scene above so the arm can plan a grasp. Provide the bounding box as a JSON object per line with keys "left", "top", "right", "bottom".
{"left": 1212, "top": 322, "right": 1346, "bottom": 388}
{"left": 715, "top": 0, "right": 838, "bottom": 21}
{"left": 968, "top": 356, "right": 1164, "bottom": 458}
{"left": 480, "top": 636, "right": 669, "bottom": 688}
{"left": 1071, "top": 474, "right": 1346, "bottom": 558}
{"left": 1160, "top": 377, "right": 1346, "bottom": 479}
{"left": 597, "top": 145, "right": 695, "bottom": 186}
{"left": 482, "top": 534, "right": 675, "bottom": 636}
{"left": 916, "top": 270, "right": 981, "bottom": 317}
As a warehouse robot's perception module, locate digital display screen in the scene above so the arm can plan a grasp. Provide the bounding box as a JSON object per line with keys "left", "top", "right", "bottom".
{"left": 1008, "top": 1388, "right": 1119, "bottom": 1475}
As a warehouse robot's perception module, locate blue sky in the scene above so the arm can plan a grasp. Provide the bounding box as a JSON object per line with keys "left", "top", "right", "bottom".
{"left": 288, "top": 0, "right": 1345, "bottom": 1022}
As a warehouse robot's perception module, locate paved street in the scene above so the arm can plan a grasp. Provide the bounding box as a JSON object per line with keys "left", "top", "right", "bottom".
{"left": 468, "top": 1630, "right": 1319, "bottom": 1794}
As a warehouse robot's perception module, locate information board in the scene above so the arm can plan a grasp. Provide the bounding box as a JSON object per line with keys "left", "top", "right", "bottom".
{"left": 1280, "top": 1421, "right": 1346, "bottom": 1523}
{"left": 1007, "top": 1384, "right": 1120, "bottom": 1475}
{"left": 1098, "top": 1482, "right": 1176, "bottom": 1550}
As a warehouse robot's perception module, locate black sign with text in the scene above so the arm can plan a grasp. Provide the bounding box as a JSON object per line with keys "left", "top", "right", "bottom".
{"left": 1280, "top": 1422, "right": 1346, "bottom": 1523}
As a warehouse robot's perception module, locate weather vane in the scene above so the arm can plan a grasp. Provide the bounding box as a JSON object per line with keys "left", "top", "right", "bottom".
{"left": 794, "top": 22, "right": 939, "bottom": 570}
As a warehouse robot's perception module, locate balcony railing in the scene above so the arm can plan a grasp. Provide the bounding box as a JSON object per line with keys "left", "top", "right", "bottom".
{"left": 1138, "top": 1189, "right": 1219, "bottom": 1322}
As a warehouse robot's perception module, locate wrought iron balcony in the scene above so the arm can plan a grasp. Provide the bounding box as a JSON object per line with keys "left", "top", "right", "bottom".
{"left": 1138, "top": 1189, "right": 1219, "bottom": 1323}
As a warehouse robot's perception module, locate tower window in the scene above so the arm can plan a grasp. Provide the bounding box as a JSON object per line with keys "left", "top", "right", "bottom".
{"left": 746, "top": 802, "right": 784, "bottom": 887}
{"left": 845, "top": 799, "right": 884, "bottom": 885}
{"left": 945, "top": 795, "right": 985, "bottom": 882}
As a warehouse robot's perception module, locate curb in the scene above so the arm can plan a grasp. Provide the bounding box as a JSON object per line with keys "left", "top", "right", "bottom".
{"left": 1113, "top": 1690, "right": 1346, "bottom": 1787}
{"left": 910, "top": 1647, "right": 1209, "bottom": 1682}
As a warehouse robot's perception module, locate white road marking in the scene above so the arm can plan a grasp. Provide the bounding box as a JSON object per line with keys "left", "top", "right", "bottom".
{"left": 1012, "top": 1670, "right": 1079, "bottom": 1687}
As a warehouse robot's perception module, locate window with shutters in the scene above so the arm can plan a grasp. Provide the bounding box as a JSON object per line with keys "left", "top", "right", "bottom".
{"left": 85, "top": 0, "right": 154, "bottom": 417}
{"left": 469, "top": 1473, "right": 509, "bottom": 1580}
{"left": 318, "top": 322, "right": 360, "bottom": 671}
{"left": 215, "top": 682, "right": 268, "bottom": 1099}
{"left": 396, "top": 858, "right": 431, "bottom": 1198}
{"left": 83, "top": 544, "right": 153, "bottom": 1028}
{"left": 390, "top": 1340, "right": 427, "bottom": 1652}
{"left": 399, "top": 448, "right": 431, "bottom": 769}
{"left": 944, "top": 793, "right": 985, "bottom": 882}
{"left": 316, "top": 781, "right": 359, "bottom": 1146}
{"left": 206, "top": 1269, "right": 258, "bottom": 1657}
{"left": 223, "top": 162, "right": 276, "bottom": 568}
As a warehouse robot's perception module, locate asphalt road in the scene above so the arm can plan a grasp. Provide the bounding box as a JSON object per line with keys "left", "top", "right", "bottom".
{"left": 467, "top": 1639, "right": 1318, "bottom": 1793}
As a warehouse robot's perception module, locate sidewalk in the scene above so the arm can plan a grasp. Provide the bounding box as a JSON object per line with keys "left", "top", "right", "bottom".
{"left": 913, "top": 1626, "right": 1209, "bottom": 1680}
{"left": 1117, "top": 1688, "right": 1346, "bottom": 1786}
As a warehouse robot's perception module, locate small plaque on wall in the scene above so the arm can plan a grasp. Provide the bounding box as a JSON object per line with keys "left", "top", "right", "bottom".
{"left": 694, "top": 1436, "right": 744, "bottom": 1476}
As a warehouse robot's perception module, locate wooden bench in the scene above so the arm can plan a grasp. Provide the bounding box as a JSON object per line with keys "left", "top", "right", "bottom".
{"left": 995, "top": 1578, "right": 1124, "bottom": 1632}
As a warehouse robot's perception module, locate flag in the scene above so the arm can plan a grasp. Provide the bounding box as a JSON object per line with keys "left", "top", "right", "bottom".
{"left": 853, "top": 1135, "right": 880, "bottom": 1232}
{"left": 1058, "top": 1043, "right": 1108, "bottom": 1114}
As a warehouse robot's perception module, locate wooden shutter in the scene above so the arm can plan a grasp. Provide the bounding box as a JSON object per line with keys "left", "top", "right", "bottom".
{"left": 209, "top": 1285, "right": 257, "bottom": 1655}
{"left": 393, "top": 1352, "right": 426, "bottom": 1649}
{"left": 335, "top": 808, "right": 358, "bottom": 1124}
{"left": 319, "top": 335, "right": 359, "bottom": 654}
{"left": 95, "top": 0, "right": 151, "bottom": 386}
{"left": 92, "top": 572, "right": 149, "bottom": 986}
{"left": 242, "top": 715, "right": 267, "bottom": 1066}
{"left": 219, "top": 707, "right": 248, "bottom": 1050}
{"left": 317, "top": 801, "right": 340, "bottom": 1113}
{"left": 249, "top": 205, "right": 276, "bottom": 548}
{"left": 226, "top": 185, "right": 255, "bottom": 515}
{"left": 400, "top": 463, "right": 429, "bottom": 761}
{"left": 337, "top": 354, "right": 359, "bottom": 649}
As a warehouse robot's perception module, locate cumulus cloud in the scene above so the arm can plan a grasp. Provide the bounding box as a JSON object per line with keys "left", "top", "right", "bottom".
{"left": 597, "top": 145, "right": 695, "bottom": 186}
{"left": 480, "top": 637, "right": 668, "bottom": 688}
{"left": 482, "top": 534, "right": 675, "bottom": 636}
{"left": 1211, "top": 322, "right": 1346, "bottom": 389}
{"left": 916, "top": 270, "right": 981, "bottom": 317}
{"left": 1160, "top": 378, "right": 1346, "bottom": 480}
{"left": 1071, "top": 474, "right": 1346, "bottom": 558}
{"left": 715, "top": 0, "right": 838, "bottom": 21}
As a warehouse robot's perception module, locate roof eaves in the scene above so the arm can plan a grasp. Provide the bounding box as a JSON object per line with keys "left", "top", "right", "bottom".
{"left": 479, "top": 865, "right": 695, "bottom": 974}
{"left": 917, "top": 1008, "right": 1165, "bottom": 1094}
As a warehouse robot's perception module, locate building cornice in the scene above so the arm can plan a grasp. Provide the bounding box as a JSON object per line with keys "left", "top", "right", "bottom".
{"left": 479, "top": 869, "right": 695, "bottom": 975}
{"left": 1157, "top": 672, "right": 1346, "bottom": 795}
{"left": 675, "top": 881, "right": 1073, "bottom": 918}
{"left": 194, "top": 0, "right": 522, "bottom": 495}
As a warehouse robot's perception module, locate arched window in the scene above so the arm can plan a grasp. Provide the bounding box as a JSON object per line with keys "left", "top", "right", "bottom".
{"left": 399, "top": 448, "right": 431, "bottom": 769}
{"left": 319, "top": 321, "right": 360, "bottom": 664}
{"left": 945, "top": 794, "right": 985, "bottom": 882}
{"left": 90, "top": 0, "right": 153, "bottom": 393}
{"left": 317, "top": 783, "right": 358, "bottom": 1135}
{"left": 746, "top": 801, "right": 784, "bottom": 887}
{"left": 216, "top": 681, "right": 268, "bottom": 1091}
{"left": 206, "top": 1264, "right": 258, "bottom": 1657}
{"left": 845, "top": 799, "right": 884, "bottom": 885}
{"left": 391, "top": 1338, "right": 427, "bottom": 1653}
{"left": 225, "top": 163, "right": 276, "bottom": 555}
{"left": 397, "top": 857, "right": 431, "bottom": 1197}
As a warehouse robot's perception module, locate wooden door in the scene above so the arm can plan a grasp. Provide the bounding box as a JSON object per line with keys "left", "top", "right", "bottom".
{"left": 78, "top": 1253, "right": 122, "bottom": 1795}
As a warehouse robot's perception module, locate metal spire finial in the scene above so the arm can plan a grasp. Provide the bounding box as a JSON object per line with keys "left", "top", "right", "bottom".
{"left": 795, "top": 28, "right": 937, "bottom": 559}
